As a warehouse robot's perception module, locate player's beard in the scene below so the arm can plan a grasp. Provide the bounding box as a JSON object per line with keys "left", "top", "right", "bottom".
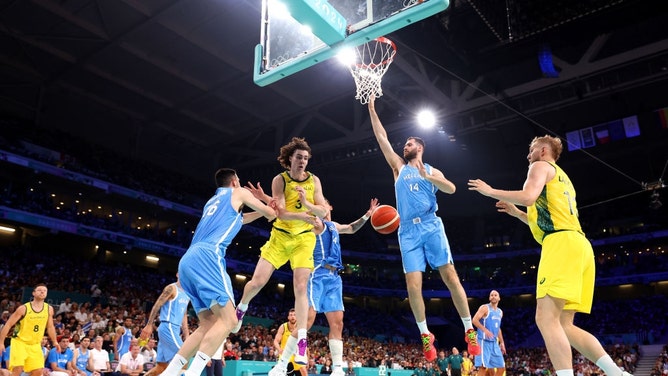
{"left": 404, "top": 149, "right": 417, "bottom": 161}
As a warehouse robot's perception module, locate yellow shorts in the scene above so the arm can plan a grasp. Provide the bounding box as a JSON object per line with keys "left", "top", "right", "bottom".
{"left": 261, "top": 228, "right": 315, "bottom": 270}
{"left": 9, "top": 338, "right": 44, "bottom": 372}
{"left": 536, "top": 230, "right": 595, "bottom": 313}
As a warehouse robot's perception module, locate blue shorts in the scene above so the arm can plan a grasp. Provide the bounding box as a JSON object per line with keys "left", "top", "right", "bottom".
{"left": 474, "top": 340, "right": 505, "bottom": 369}
{"left": 156, "top": 322, "right": 183, "bottom": 363}
{"left": 397, "top": 215, "right": 452, "bottom": 273}
{"left": 178, "top": 243, "right": 234, "bottom": 313}
{"left": 307, "top": 268, "right": 344, "bottom": 313}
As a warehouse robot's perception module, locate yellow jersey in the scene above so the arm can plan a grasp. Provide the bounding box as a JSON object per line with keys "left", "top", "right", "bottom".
{"left": 13, "top": 302, "right": 50, "bottom": 345}
{"left": 527, "top": 162, "right": 584, "bottom": 244}
{"left": 274, "top": 171, "right": 316, "bottom": 235}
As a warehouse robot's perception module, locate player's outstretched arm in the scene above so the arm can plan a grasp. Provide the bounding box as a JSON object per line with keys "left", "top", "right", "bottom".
{"left": 368, "top": 96, "right": 404, "bottom": 177}
{"left": 141, "top": 284, "right": 175, "bottom": 340}
{"left": 337, "top": 198, "right": 379, "bottom": 234}
{"left": 237, "top": 188, "right": 276, "bottom": 222}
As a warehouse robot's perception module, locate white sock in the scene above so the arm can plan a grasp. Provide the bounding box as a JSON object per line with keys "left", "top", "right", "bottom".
{"left": 184, "top": 351, "right": 211, "bottom": 376}
{"left": 329, "top": 339, "right": 343, "bottom": 368}
{"left": 162, "top": 354, "right": 188, "bottom": 376}
{"left": 297, "top": 329, "right": 307, "bottom": 340}
{"left": 278, "top": 336, "right": 298, "bottom": 365}
{"left": 596, "top": 355, "right": 623, "bottom": 376}
{"left": 461, "top": 316, "right": 473, "bottom": 331}
{"left": 556, "top": 370, "right": 574, "bottom": 376}
{"left": 237, "top": 303, "right": 248, "bottom": 312}
{"left": 416, "top": 320, "right": 429, "bottom": 335}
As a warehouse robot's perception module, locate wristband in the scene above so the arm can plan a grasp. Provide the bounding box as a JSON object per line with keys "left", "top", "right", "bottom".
{"left": 362, "top": 214, "right": 370, "bottom": 221}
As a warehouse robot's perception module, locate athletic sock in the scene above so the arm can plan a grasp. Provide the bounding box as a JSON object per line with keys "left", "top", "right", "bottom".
{"left": 162, "top": 354, "right": 188, "bottom": 376}
{"left": 237, "top": 303, "right": 248, "bottom": 312}
{"left": 416, "top": 320, "right": 429, "bottom": 335}
{"left": 556, "top": 370, "right": 574, "bottom": 376}
{"left": 461, "top": 316, "right": 473, "bottom": 331}
{"left": 596, "top": 355, "right": 623, "bottom": 376}
{"left": 329, "top": 339, "right": 343, "bottom": 368}
{"left": 184, "top": 351, "right": 211, "bottom": 376}
{"left": 277, "top": 335, "right": 298, "bottom": 366}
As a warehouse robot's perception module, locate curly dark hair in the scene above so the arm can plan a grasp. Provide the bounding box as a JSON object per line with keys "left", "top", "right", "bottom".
{"left": 277, "top": 137, "right": 311, "bottom": 170}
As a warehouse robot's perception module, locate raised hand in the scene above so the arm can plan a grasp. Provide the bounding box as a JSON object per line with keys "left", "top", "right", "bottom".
{"left": 245, "top": 181, "right": 268, "bottom": 202}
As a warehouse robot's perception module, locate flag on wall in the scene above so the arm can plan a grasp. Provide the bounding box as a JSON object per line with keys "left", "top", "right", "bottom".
{"left": 566, "top": 130, "right": 582, "bottom": 151}
{"left": 623, "top": 115, "right": 640, "bottom": 137}
{"left": 580, "top": 127, "right": 595, "bottom": 148}
{"left": 593, "top": 124, "right": 610, "bottom": 144}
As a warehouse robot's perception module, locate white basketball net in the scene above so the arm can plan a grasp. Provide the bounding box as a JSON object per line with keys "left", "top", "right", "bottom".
{"left": 348, "top": 37, "right": 397, "bottom": 105}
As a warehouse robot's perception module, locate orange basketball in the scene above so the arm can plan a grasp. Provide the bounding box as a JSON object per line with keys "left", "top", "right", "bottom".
{"left": 370, "top": 205, "right": 400, "bottom": 234}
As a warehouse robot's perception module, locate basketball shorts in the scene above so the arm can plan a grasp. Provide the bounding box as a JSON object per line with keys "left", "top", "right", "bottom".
{"left": 156, "top": 322, "right": 183, "bottom": 362}
{"left": 307, "top": 268, "right": 344, "bottom": 313}
{"left": 178, "top": 243, "right": 234, "bottom": 313}
{"left": 536, "top": 230, "right": 595, "bottom": 313}
{"left": 474, "top": 340, "right": 505, "bottom": 368}
{"left": 398, "top": 215, "right": 453, "bottom": 273}
{"left": 261, "top": 229, "right": 315, "bottom": 270}
{"left": 9, "top": 338, "right": 44, "bottom": 372}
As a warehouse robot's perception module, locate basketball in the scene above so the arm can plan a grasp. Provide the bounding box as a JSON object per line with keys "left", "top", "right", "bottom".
{"left": 371, "top": 205, "right": 400, "bottom": 234}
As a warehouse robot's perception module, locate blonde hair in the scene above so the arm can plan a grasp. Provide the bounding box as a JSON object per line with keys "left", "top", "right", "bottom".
{"left": 531, "top": 135, "right": 563, "bottom": 161}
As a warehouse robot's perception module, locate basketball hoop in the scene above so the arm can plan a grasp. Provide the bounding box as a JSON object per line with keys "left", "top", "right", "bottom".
{"left": 348, "top": 37, "right": 397, "bottom": 105}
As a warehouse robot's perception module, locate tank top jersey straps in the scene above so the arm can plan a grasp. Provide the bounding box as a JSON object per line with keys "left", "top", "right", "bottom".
{"left": 480, "top": 304, "right": 502, "bottom": 339}
{"left": 527, "top": 161, "right": 584, "bottom": 244}
{"left": 118, "top": 325, "right": 134, "bottom": 356}
{"left": 313, "top": 220, "right": 342, "bottom": 270}
{"left": 279, "top": 322, "right": 293, "bottom": 349}
{"left": 13, "top": 302, "right": 50, "bottom": 345}
{"left": 395, "top": 163, "right": 438, "bottom": 220}
{"left": 190, "top": 187, "right": 243, "bottom": 255}
{"left": 76, "top": 348, "right": 90, "bottom": 371}
{"left": 159, "top": 283, "right": 190, "bottom": 325}
{"left": 274, "top": 171, "right": 316, "bottom": 234}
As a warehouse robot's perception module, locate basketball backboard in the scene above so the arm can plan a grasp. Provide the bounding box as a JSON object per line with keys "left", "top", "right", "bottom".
{"left": 254, "top": 0, "right": 449, "bottom": 86}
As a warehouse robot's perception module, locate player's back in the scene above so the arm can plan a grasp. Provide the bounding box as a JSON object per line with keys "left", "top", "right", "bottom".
{"left": 190, "top": 187, "right": 242, "bottom": 252}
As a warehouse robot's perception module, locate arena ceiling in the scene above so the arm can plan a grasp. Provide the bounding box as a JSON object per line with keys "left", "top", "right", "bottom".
{"left": 1, "top": 0, "right": 667, "bottom": 221}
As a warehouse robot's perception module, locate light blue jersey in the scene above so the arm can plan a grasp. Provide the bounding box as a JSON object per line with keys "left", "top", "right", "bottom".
{"left": 189, "top": 187, "right": 243, "bottom": 254}
{"left": 117, "top": 325, "right": 134, "bottom": 358}
{"left": 478, "top": 304, "right": 503, "bottom": 340}
{"left": 179, "top": 187, "right": 242, "bottom": 313}
{"left": 75, "top": 348, "right": 92, "bottom": 376}
{"left": 156, "top": 283, "right": 190, "bottom": 363}
{"left": 474, "top": 304, "right": 504, "bottom": 369}
{"left": 313, "top": 220, "right": 342, "bottom": 270}
{"left": 308, "top": 219, "right": 344, "bottom": 313}
{"left": 159, "top": 283, "right": 190, "bottom": 325}
{"left": 395, "top": 164, "right": 452, "bottom": 273}
{"left": 395, "top": 164, "right": 438, "bottom": 222}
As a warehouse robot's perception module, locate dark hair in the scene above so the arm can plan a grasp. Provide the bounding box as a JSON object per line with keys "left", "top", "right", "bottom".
{"left": 277, "top": 137, "right": 311, "bottom": 170}
{"left": 408, "top": 136, "right": 425, "bottom": 148}
{"left": 34, "top": 283, "right": 47, "bottom": 291}
{"left": 214, "top": 168, "right": 238, "bottom": 187}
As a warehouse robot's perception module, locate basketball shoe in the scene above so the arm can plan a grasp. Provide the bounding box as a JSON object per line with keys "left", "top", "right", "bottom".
{"left": 231, "top": 306, "right": 246, "bottom": 334}
{"left": 294, "top": 338, "right": 308, "bottom": 365}
{"left": 421, "top": 333, "right": 437, "bottom": 362}
{"left": 465, "top": 328, "right": 480, "bottom": 356}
